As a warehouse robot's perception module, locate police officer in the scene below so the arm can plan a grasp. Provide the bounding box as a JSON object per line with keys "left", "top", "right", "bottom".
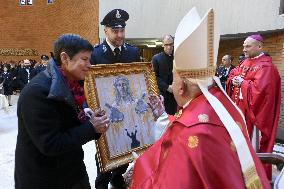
{"left": 91, "top": 9, "right": 140, "bottom": 65}
{"left": 91, "top": 9, "right": 140, "bottom": 189}
{"left": 35, "top": 55, "right": 49, "bottom": 75}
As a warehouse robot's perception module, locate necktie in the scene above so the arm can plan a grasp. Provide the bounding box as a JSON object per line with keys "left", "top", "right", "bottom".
{"left": 114, "top": 47, "right": 121, "bottom": 62}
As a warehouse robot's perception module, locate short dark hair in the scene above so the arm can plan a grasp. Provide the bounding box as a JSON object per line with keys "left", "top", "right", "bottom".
{"left": 53, "top": 34, "right": 93, "bottom": 65}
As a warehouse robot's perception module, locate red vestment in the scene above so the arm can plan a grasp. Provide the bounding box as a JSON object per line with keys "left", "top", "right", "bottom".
{"left": 227, "top": 54, "right": 281, "bottom": 179}
{"left": 131, "top": 87, "right": 270, "bottom": 189}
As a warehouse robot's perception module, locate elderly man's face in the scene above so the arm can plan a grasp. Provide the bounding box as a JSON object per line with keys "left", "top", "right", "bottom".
{"left": 243, "top": 37, "right": 262, "bottom": 58}
{"left": 105, "top": 27, "right": 125, "bottom": 47}
{"left": 115, "top": 79, "right": 128, "bottom": 97}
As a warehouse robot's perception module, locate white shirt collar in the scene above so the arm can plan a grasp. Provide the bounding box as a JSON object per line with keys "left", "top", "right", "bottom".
{"left": 106, "top": 38, "right": 121, "bottom": 52}
{"left": 225, "top": 65, "right": 232, "bottom": 71}
{"left": 182, "top": 99, "right": 192, "bottom": 109}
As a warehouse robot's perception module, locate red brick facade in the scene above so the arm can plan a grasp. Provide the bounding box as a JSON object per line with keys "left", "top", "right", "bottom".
{"left": 0, "top": 0, "right": 99, "bottom": 61}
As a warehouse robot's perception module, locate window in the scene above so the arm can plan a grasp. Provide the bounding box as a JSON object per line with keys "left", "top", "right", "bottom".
{"left": 280, "top": 0, "right": 284, "bottom": 15}
{"left": 20, "top": 0, "right": 33, "bottom": 5}
{"left": 47, "top": 0, "right": 54, "bottom": 4}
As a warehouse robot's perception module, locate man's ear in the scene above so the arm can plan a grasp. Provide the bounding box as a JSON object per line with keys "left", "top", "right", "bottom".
{"left": 104, "top": 27, "right": 108, "bottom": 35}
{"left": 178, "top": 81, "right": 186, "bottom": 96}
{"left": 60, "top": 52, "right": 69, "bottom": 66}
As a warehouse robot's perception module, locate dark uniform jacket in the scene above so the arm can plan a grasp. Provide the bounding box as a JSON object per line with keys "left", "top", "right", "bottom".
{"left": 152, "top": 52, "right": 177, "bottom": 115}
{"left": 91, "top": 40, "right": 140, "bottom": 65}
{"left": 216, "top": 65, "right": 235, "bottom": 90}
{"left": 15, "top": 60, "right": 101, "bottom": 189}
{"left": 35, "top": 64, "right": 47, "bottom": 75}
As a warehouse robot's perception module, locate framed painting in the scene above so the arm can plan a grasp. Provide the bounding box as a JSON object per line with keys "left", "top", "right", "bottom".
{"left": 84, "top": 62, "right": 159, "bottom": 172}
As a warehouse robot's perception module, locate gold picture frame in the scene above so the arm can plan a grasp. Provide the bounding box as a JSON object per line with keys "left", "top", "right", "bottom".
{"left": 84, "top": 62, "right": 159, "bottom": 172}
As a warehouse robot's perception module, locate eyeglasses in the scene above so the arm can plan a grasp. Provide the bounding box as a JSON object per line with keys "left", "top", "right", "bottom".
{"left": 164, "top": 43, "right": 174, "bottom": 47}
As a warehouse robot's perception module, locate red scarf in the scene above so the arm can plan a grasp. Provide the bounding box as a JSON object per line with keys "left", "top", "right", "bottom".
{"left": 59, "top": 68, "right": 87, "bottom": 123}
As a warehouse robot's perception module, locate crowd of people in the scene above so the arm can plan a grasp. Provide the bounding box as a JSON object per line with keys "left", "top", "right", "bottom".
{"left": 8, "top": 7, "right": 281, "bottom": 189}
{"left": 0, "top": 56, "right": 49, "bottom": 105}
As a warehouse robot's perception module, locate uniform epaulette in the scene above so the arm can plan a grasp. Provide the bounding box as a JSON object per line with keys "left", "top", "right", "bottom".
{"left": 125, "top": 42, "right": 134, "bottom": 47}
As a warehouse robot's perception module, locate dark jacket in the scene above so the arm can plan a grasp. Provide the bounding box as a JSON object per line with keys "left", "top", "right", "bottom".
{"left": 152, "top": 52, "right": 177, "bottom": 115}
{"left": 35, "top": 64, "right": 47, "bottom": 75}
{"left": 216, "top": 65, "right": 235, "bottom": 90}
{"left": 91, "top": 40, "right": 140, "bottom": 65}
{"left": 17, "top": 67, "right": 36, "bottom": 89}
{"left": 0, "top": 71, "right": 13, "bottom": 95}
{"left": 15, "top": 60, "right": 100, "bottom": 189}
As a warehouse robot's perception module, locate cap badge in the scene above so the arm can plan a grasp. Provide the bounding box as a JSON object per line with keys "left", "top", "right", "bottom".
{"left": 116, "top": 10, "right": 121, "bottom": 18}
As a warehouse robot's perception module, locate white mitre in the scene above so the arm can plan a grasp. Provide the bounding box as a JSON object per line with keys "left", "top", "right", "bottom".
{"left": 174, "top": 7, "right": 219, "bottom": 83}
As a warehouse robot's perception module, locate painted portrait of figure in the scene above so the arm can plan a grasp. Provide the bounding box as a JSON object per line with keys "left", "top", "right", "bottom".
{"left": 95, "top": 74, "right": 155, "bottom": 157}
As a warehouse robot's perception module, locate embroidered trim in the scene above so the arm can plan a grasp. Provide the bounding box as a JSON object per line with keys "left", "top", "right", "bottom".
{"left": 244, "top": 166, "right": 263, "bottom": 189}
{"left": 176, "top": 67, "right": 216, "bottom": 79}
{"left": 198, "top": 114, "right": 209, "bottom": 123}
{"left": 230, "top": 141, "right": 236, "bottom": 152}
{"left": 175, "top": 109, "right": 183, "bottom": 119}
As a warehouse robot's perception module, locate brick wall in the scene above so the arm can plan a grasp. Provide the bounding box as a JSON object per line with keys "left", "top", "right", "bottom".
{"left": 217, "top": 31, "right": 284, "bottom": 128}
{"left": 0, "top": 0, "right": 99, "bottom": 61}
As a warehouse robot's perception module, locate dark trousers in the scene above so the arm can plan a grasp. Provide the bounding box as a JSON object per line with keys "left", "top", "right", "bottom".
{"left": 71, "top": 175, "right": 91, "bottom": 189}
{"left": 162, "top": 92, "right": 177, "bottom": 115}
{"left": 95, "top": 154, "right": 127, "bottom": 189}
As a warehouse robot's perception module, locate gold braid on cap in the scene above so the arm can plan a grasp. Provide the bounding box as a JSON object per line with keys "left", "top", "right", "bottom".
{"left": 174, "top": 9, "right": 216, "bottom": 79}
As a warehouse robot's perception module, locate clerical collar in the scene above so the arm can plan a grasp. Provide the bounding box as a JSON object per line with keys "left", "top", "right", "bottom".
{"left": 106, "top": 38, "right": 121, "bottom": 52}
{"left": 250, "top": 52, "right": 264, "bottom": 60}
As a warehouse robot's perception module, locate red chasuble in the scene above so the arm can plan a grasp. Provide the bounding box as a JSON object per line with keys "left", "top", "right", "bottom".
{"left": 130, "top": 87, "right": 270, "bottom": 189}
{"left": 227, "top": 54, "right": 281, "bottom": 179}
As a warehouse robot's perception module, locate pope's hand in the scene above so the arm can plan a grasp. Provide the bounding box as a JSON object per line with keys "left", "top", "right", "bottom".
{"left": 148, "top": 94, "right": 165, "bottom": 119}
{"left": 123, "top": 152, "right": 140, "bottom": 186}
